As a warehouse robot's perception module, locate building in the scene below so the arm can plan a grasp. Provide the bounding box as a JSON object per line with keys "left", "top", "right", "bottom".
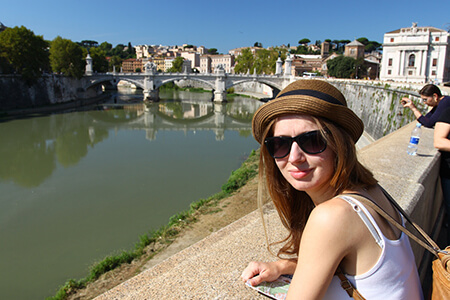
{"left": 290, "top": 55, "right": 323, "bottom": 76}
{"left": 164, "top": 58, "right": 174, "bottom": 72}
{"left": 180, "top": 51, "right": 200, "bottom": 70}
{"left": 153, "top": 56, "right": 165, "bottom": 72}
{"left": 122, "top": 58, "right": 144, "bottom": 73}
{"left": 228, "top": 47, "right": 263, "bottom": 57}
{"left": 344, "top": 40, "right": 365, "bottom": 59}
{"left": 380, "top": 23, "right": 450, "bottom": 84}
{"left": 199, "top": 54, "right": 235, "bottom": 73}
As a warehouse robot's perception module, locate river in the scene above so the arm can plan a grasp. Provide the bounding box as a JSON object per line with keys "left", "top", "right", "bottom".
{"left": 0, "top": 88, "right": 263, "bottom": 299}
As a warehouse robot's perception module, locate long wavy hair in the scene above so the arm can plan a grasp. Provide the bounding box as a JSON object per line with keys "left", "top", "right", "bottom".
{"left": 258, "top": 115, "right": 378, "bottom": 257}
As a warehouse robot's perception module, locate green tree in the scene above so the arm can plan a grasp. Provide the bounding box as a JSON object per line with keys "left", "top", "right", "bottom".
{"left": 167, "top": 56, "right": 184, "bottom": 72}
{"left": 99, "top": 41, "right": 113, "bottom": 54}
{"left": 327, "top": 55, "right": 356, "bottom": 78}
{"left": 298, "top": 38, "right": 311, "bottom": 45}
{"left": 79, "top": 40, "right": 98, "bottom": 48}
{"left": 89, "top": 47, "right": 108, "bottom": 73}
{"left": 0, "top": 26, "right": 49, "bottom": 83}
{"left": 109, "top": 55, "right": 122, "bottom": 72}
{"left": 49, "top": 36, "right": 85, "bottom": 78}
{"left": 127, "top": 42, "right": 135, "bottom": 57}
{"left": 207, "top": 48, "right": 218, "bottom": 55}
{"left": 357, "top": 37, "right": 382, "bottom": 52}
{"left": 254, "top": 48, "right": 280, "bottom": 74}
{"left": 254, "top": 42, "right": 262, "bottom": 48}
{"left": 234, "top": 48, "right": 254, "bottom": 74}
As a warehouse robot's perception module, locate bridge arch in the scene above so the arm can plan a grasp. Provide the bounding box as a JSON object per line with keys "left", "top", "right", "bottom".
{"left": 155, "top": 77, "right": 215, "bottom": 90}
{"left": 226, "top": 78, "right": 283, "bottom": 98}
{"left": 84, "top": 77, "right": 145, "bottom": 91}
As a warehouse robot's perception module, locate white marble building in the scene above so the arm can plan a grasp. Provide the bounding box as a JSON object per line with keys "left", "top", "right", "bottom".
{"left": 380, "top": 23, "right": 450, "bottom": 84}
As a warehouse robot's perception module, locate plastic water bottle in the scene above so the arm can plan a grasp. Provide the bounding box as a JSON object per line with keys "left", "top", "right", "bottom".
{"left": 407, "top": 123, "right": 422, "bottom": 155}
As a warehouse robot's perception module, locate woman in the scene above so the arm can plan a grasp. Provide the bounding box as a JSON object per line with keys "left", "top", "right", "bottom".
{"left": 241, "top": 80, "right": 423, "bottom": 299}
{"left": 402, "top": 84, "right": 450, "bottom": 128}
{"left": 434, "top": 107, "right": 450, "bottom": 238}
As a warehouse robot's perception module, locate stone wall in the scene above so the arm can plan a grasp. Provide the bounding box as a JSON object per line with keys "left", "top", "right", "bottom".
{"left": 95, "top": 121, "right": 445, "bottom": 299}
{"left": 0, "top": 74, "right": 101, "bottom": 111}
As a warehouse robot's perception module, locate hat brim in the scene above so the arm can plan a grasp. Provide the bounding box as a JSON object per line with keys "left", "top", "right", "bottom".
{"left": 252, "top": 95, "right": 364, "bottom": 144}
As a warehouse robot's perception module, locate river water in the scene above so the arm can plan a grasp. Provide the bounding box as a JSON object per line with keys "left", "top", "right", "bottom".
{"left": 0, "top": 88, "right": 263, "bottom": 299}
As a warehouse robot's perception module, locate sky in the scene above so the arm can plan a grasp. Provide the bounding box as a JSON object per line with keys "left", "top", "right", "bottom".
{"left": 1, "top": 0, "right": 449, "bottom": 54}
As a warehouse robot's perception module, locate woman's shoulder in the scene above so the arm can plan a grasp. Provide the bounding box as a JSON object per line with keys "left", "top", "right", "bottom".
{"left": 305, "top": 197, "right": 365, "bottom": 247}
{"left": 440, "top": 95, "right": 450, "bottom": 106}
{"left": 310, "top": 197, "right": 361, "bottom": 229}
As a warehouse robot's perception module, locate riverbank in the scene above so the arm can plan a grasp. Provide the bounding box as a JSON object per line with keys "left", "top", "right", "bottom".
{"left": 48, "top": 150, "right": 261, "bottom": 300}
{"left": 0, "top": 93, "right": 109, "bottom": 121}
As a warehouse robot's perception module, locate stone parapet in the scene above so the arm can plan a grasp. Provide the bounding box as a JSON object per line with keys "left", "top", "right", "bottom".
{"left": 95, "top": 121, "right": 443, "bottom": 298}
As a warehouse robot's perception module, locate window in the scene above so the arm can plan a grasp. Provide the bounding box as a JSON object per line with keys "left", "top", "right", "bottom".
{"left": 436, "top": 37, "right": 440, "bottom": 42}
{"left": 388, "top": 58, "right": 393, "bottom": 66}
{"left": 408, "top": 70, "right": 413, "bottom": 75}
{"left": 433, "top": 59, "right": 437, "bottom": 66}
{"left": 408, "top": 54, "right": 415, "bottom": 67}
{"left": 388, "top": 70, "right": 392, "bottom": 75}
{"left": 390, "top": 38, "right": 394, "bottom": 42}
{"left": 432, "top": 70, "right": 436, "bottom": 76}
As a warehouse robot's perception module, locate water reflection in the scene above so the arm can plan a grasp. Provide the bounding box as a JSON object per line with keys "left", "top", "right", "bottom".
{"left": 0, "top": 92, "right": 262, "bottom": 189}
{"left": 0, "top": 90, "right": 263, "bottom": 299}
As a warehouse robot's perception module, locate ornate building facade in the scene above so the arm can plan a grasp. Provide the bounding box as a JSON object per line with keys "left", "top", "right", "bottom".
{"left": 380, "top": 23, "right": 450, "bottom": 84}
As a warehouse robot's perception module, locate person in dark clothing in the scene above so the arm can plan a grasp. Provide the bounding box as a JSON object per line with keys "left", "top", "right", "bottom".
{"left": 402, "top": 84, "right": 450, "bottom": 128}
{"left": 434, "top": 107, "right": 450, "bottom": 239}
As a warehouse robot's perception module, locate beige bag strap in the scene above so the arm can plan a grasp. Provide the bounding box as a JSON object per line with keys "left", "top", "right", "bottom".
{"left": 335, "top": 268, "right": 366, "bottom": 300}
{"left": 345, "top": 186, "right": 443, "bottom": 258}
{"left": 335, "top": 185, "right": 446, "bottom": 299}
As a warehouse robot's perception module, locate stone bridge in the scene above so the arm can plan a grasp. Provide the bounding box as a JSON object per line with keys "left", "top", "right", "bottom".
{"left": 82, "top": 55, "right": 294, "bottom": 102}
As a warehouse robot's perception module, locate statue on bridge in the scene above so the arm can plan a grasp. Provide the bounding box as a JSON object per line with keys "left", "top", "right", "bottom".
{"left": 144, "top": 62, "right": 157, "bottom": 74}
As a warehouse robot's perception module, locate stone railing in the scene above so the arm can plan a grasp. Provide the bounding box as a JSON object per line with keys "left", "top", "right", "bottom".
{"left": 94, "top": 120, "right": 444, "bottom": 299}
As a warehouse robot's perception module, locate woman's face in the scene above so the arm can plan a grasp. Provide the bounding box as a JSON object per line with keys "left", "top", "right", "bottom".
{"left": 421, "top": 93, "right": 438, "bottom": 107}
{"left": 272, "top": 115, "right": 336, "bottom": 199}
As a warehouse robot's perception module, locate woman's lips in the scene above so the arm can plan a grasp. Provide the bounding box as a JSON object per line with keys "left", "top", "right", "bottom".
{"left": 288, "top": 168, "right": 312, "bottom": 180}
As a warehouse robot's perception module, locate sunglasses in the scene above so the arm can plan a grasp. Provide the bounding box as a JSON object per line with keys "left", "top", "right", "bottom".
{"left": 264, "top": 130, "right": 327, "bottom": 159}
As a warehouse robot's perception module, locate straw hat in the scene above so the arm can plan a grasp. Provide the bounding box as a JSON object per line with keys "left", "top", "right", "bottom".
{"left": 252, "top": 79, "right": 364, "bottom": 144}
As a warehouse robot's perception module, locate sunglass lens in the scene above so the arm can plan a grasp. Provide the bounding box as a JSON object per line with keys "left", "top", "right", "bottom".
{"left": 299, "top": 131, "right": 326, "bottom": 154}
{"left": 266, "top": 137, "right": 291, "bottom": 158}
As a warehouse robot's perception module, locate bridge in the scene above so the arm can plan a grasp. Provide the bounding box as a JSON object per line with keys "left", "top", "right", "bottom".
{"left": 82, "top": 54, "right": 294, "bottom": 102}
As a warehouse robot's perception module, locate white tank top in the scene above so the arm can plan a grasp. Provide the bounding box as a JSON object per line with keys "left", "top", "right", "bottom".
{"left": 322, "top": 196, "right": 424, "bottom": 300}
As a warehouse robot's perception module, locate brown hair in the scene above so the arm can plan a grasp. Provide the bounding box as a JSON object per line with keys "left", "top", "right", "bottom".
{"left": 419, "top": 84, "right": 442, "bottom": 98}
{"left": 258, "top": 116, "right": 377, "bottom": 257}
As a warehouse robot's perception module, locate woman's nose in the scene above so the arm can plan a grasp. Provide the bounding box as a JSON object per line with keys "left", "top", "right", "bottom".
{"left": 288, "top": 141, "right": 306, "bottom": 163}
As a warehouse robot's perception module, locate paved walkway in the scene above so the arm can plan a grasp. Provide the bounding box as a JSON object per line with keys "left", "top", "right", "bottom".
{"left": 95, "top": 205, "right": 286, "bottom": 299}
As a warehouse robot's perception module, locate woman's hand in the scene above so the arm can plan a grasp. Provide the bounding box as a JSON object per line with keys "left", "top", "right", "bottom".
{"left": 401, "top": 97, "right": 414, "bottom": 108}
{"left": 241, "top": 260, "right": 294, "bottom": 286}
{"left": 401, "top": 97, "right": 422, "bottom": 119}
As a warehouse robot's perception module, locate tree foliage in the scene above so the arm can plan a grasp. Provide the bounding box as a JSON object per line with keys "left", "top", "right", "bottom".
{"left": 49, "top": 36, "right": 85, "bottom": 78}
{"left": 327, "top": 55, "right": 356, "bottom": 78}
{"left": 357, "top": 37, "right": 382, "bottom": 52}
{"left": 88, "top": 47, "right": 108, "bottom": 73}
{"left": 298, "top": 38, "right": 311, "bottom": 45}
{"left": 167, "top": 56, "right": 184, "bottom": 73}
{"left": 109, "top": 55, "right": 122, "bottom": 72}
{"left": 234, "top": 47, "right": 286, "bottom": 75}
{"left": 0, "top": 26, "right": 49, "bottom": 83}
{"left": 234, "top": 48, "right": 255, "bottom": 74}
{"left": 207, "top": 48, "right": 218, "bottom": 55}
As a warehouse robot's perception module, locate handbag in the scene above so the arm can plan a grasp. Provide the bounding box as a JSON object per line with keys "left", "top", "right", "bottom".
{"left": 336, "top": 187, "right": 450, "bottom": 300}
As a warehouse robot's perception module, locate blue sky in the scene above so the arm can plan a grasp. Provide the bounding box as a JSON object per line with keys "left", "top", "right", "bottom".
{"left": 1, "top": 0, "right": 449, "bottom": 53}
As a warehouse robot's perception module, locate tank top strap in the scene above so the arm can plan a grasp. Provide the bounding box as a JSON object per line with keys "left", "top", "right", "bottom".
{"left": 339, "top": 195, "right": 384, "bottom": 249}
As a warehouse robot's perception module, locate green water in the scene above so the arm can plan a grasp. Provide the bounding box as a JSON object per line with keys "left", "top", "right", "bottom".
{"left": 0, "top": 89, "right": 262, "bottom": 299}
